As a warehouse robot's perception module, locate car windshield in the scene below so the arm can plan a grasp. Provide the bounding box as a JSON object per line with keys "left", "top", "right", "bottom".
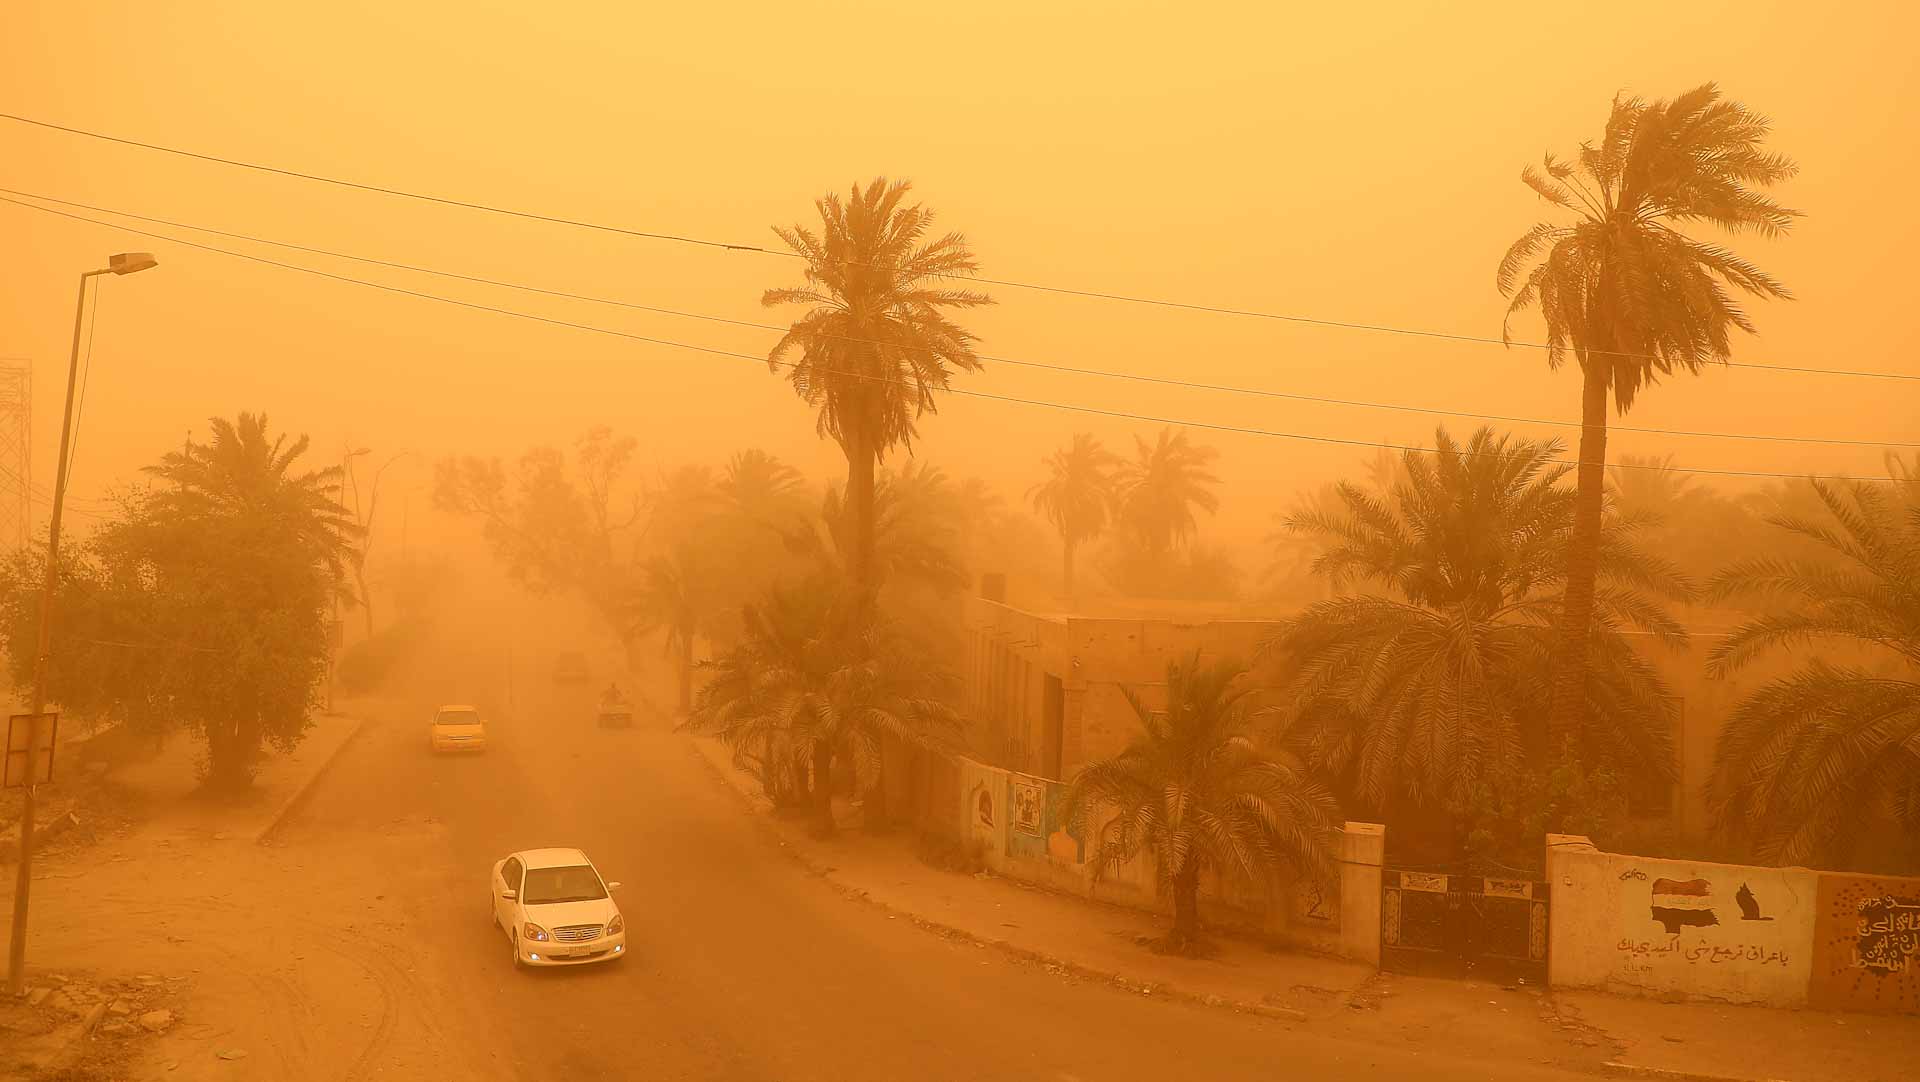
{"left": 435, "top": 710, "right": 480, "bottom": 726}
{"left": 521, "top": 865, "right": 607, "bottom": 905}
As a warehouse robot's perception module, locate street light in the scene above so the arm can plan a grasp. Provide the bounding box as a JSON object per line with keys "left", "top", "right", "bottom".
{"left": 7, "top": 254, "right": 158, "bottom": 994}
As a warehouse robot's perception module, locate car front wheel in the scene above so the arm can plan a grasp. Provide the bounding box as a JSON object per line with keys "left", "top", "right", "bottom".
{"left": 509, "top": 929, "right": 523, "bottom": 970}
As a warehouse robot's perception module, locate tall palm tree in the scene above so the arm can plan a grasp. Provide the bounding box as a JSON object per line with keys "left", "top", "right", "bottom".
{"left": 1706, "top": 473, "right": 1920, "bottom": 870}
{"left": 804, "top": 464, "right": 969, "bottom": 599}
{"left": 1116, "top": 427, "right": 1220, "bottom": 557}
{"left": 1068, "top": 654, "right": 1339, "bottom": 955}
{"left": 1029, "top": 433, "right": 1120, "bottom": 600}
{"left": 762, "top": 178, "right": 992, "bottom": 597}
{"left": 1498, "top": 83, "right": 1797, "bottom": 751}
{"left": 1265, "top": 427, "right": 1687, "bottom": 820}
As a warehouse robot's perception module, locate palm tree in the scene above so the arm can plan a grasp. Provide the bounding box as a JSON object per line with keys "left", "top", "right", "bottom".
{"left": 1498, "top": 83, "right": 1797, "bottom": 752}
{"left": 1705, "top": 472, "right": 1920, "bottom": 870}
{"left": 1068, "top": 654, "right": 1339, "bottom": 955}
{"left": 804, "top": 464, "right": 969, "bottom": 599}
{"left": 1029, "top": 433, "right": 1120, "bottom": 600}
{"left": 718, "top": 449, "right": 806, "bottom": 523}
{"left": 1265, "top": 428, "right": 1687, "bottom": 823}
{"left": 1116, "top": 427, "right": 1220, "bottom": 557}
{"left": 626, "top": 543, "right": 714, "bottom": 714}
{"left": 761, "top": 178, "right": 993, "bottom": 597}
{"left": 144, "top": 413, "right": 357, "bottom": 574}
{"left": 686, "top": 575, "right": 962, "bottom": 835}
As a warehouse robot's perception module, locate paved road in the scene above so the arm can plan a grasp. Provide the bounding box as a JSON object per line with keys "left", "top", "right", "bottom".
{"left": 283, "top": 694, "right": 1595, "bottom": 1081}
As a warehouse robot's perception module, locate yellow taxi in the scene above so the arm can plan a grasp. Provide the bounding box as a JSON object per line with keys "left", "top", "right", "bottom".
{"left": 429, "top": 704, "right": 488, "bottom": 753}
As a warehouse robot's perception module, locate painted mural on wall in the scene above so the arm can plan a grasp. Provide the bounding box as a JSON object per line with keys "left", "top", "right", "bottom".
{"left": 1042, "top": 781, "right": 1086, "bottom": 865}
{"left": 1809, "top": 873, "right": 1920, "bottom": 1013}
{"left": 1007, "top": 776, "right": 1047, "bottom": 860}
{"left": 959, "top": 759, "right": 1006, "bottom": 856}
{"left": 1605, "top": 861, "right": 1808, "bottom": 1000}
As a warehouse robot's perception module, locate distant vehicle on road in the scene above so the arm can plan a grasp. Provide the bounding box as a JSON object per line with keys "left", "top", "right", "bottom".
{"left": 597, "top": 683, "right": 633, "bottom": 728}
{"left": 429, "top": 705, "right": 488, "bottom": 753}
{"left": 552, "top": 652, "right": 591, "bottom": 684}
{"left": 491, "top": 847, "right": 626, "bottom": 968}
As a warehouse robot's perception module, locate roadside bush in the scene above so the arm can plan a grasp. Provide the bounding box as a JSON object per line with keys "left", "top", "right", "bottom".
{"left": 334, "top": 624, "right": 423, "bottom": 695}
{"left": 915, "top": 830, "right": 987, "bottom": 874}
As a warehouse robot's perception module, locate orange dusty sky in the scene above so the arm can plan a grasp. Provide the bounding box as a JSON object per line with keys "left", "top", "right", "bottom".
{"left": 2, "top": 1, "right": 1916, "bottom": 555}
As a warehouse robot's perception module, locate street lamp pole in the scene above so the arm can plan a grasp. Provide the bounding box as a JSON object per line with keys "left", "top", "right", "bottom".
{"left": 8, "top": 253, "right": 158, "bottom": 995}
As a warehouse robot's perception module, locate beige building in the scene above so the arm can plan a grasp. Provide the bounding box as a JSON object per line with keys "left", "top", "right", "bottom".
{"left": 960, "top": 594, "right": 1284, "bottom": 781}
{"left": 959, "top": 591, "right": 1819, "bottom": 847}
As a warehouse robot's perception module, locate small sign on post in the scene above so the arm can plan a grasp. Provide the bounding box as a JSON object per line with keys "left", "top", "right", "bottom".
{"left": 3, "top": 712, "right": 57, "bottom": 788}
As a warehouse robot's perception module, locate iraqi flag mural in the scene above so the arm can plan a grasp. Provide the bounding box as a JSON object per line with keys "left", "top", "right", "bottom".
{"left": 1651, "top": 877, "right": 1720, "bottom": 934}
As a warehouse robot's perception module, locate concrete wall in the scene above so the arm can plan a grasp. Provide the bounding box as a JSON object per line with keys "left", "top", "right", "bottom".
{"left": 1548, "top": 834, "right": 1816, "bottom": 1007}
{"left": 926, "top": 744, "right": 1379, "bottom": 962}
{"left": 1808, "top": 872, "right": 1920, "bottom": 1013}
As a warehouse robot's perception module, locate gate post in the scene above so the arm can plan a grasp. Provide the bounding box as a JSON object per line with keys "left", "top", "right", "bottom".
{"left": 1340, "top": 821, "right": 1386, "bottom": 967}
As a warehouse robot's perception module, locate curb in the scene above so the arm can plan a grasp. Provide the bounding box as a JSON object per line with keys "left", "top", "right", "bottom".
{"left": 254, "top": 714, "right": 368, "bottom": 845}
{"left": 683, "top": 736, "right": 1310, "bottom": 1025}
{"left": 1603, "top": 1062, "right": 1795, "bottom": 1082}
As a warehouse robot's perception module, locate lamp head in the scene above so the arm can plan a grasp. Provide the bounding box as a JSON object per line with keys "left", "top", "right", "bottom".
{"left": 108, "top": 252, "right": 158, "bottom": 275}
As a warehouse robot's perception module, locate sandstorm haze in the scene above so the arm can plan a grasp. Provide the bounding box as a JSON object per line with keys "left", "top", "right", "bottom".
{"left": 4, "top": 3, "right": 1920, "bottom": 1081}
{"left": 3, "top": 1, "right": 1916, "bottom": 551}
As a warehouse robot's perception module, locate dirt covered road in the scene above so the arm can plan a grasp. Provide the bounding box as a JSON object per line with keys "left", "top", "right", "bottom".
{"left": 16, "top": 693, "right": 1602, "bottom": 1081}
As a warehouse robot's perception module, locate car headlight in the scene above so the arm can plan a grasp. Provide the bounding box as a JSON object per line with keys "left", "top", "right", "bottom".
{"left": 522, "top": 922, "right": 550, "bottom": 943}
{"left": 606, "top": 914, "right": 623, "bottom": 935}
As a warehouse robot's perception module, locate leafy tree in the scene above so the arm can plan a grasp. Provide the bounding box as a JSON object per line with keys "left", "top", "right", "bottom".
{"left": 761, "top": 178, "right": 992, "bottom": 595}
{"left": 434, "top": 428, "right": 649, "bottom": 665}
{"left": 686, "top": 574, "right": 962, "bottom": 835}
{"left": 1706, "top": 472, "right": 1920, "bottom": 871}
{"left": 1067, "top": 655, "right": 1339, "bottom": 955}
{"left": 1498, "top": 83, "right": 1797, "bottom": 752}
{"left": 1029, "top": 433, "right": 1120, "bottom": 599}
{"left": 0, "top": 415, "right": 352, "bottom": 791}
{"left": 1265, "top": 427, "right": 1687, "bottom": 828}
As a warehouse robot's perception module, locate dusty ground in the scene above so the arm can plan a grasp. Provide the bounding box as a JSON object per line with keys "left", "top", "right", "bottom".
{"left": 12, "top": 690, "right": 1915, "bottom": 1081}
{"left": 10, "top": 691, "right": 1609, "bottom": 1081}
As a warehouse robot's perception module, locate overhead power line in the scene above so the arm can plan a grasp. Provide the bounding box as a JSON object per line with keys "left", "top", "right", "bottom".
{"left": 5, "top": 112, "right": 1917, "bottom": 384}
{"left": 5, "top": 188, "right": 1912, "bottom": 452}
{"left": 0, "top": 193, "right": 1905, "bottom": 485}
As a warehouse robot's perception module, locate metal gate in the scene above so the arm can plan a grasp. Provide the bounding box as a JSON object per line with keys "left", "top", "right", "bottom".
{"left": 1380, "top": 869, "right": 1549, "bottom": 981}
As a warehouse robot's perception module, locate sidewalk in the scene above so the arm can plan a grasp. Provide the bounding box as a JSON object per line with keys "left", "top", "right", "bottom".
{"left": 1, "top": 707, "right": 374, "bottom": 1081}
{"left": 689, "top": 736, "right": 1920, "bottom": 1082}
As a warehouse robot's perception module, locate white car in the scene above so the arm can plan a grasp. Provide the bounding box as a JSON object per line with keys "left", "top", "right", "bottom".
{"left": 491, "top": 848, "right": 626, "bottom": 968}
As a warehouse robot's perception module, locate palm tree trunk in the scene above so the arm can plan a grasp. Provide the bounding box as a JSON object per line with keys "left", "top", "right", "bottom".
{"left": 847, "top": 420, "right": 877, "bottom": 598}
{"left": 676, "top": 632, "right": 693, "bottom": 714}
{"left": 811, "top": 738, "right": 836, "bottom": 837}
{"left": 1169, "top": 864, "right": 1202, "bottom": 955}
{"left": 1063, "top": 538, "right": 1076, "bottom": 601}
{"left": 1548, "top": 361, "right": 1610, "bottom": 755}
{"left": 354, "top": 562, "right": 374, "bottom": 642}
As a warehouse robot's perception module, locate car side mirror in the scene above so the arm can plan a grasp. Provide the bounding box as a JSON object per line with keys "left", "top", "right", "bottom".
{"left": 500, "top": 889, "right": 517, "bottom": 901}
{"left": 606, "top": 882, "right": 622, "bottom": 891}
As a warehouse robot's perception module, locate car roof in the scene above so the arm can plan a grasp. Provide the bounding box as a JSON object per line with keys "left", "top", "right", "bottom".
{"left": 515, "top": 847, "right": 593, "bottom": 869}
{"left": 435, "top": 704, "right": 480, "bottom": 713}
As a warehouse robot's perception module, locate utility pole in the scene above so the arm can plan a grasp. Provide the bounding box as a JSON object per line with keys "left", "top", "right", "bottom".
{"left": 9, "top": 253, "right": 157, "bottom": 995}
